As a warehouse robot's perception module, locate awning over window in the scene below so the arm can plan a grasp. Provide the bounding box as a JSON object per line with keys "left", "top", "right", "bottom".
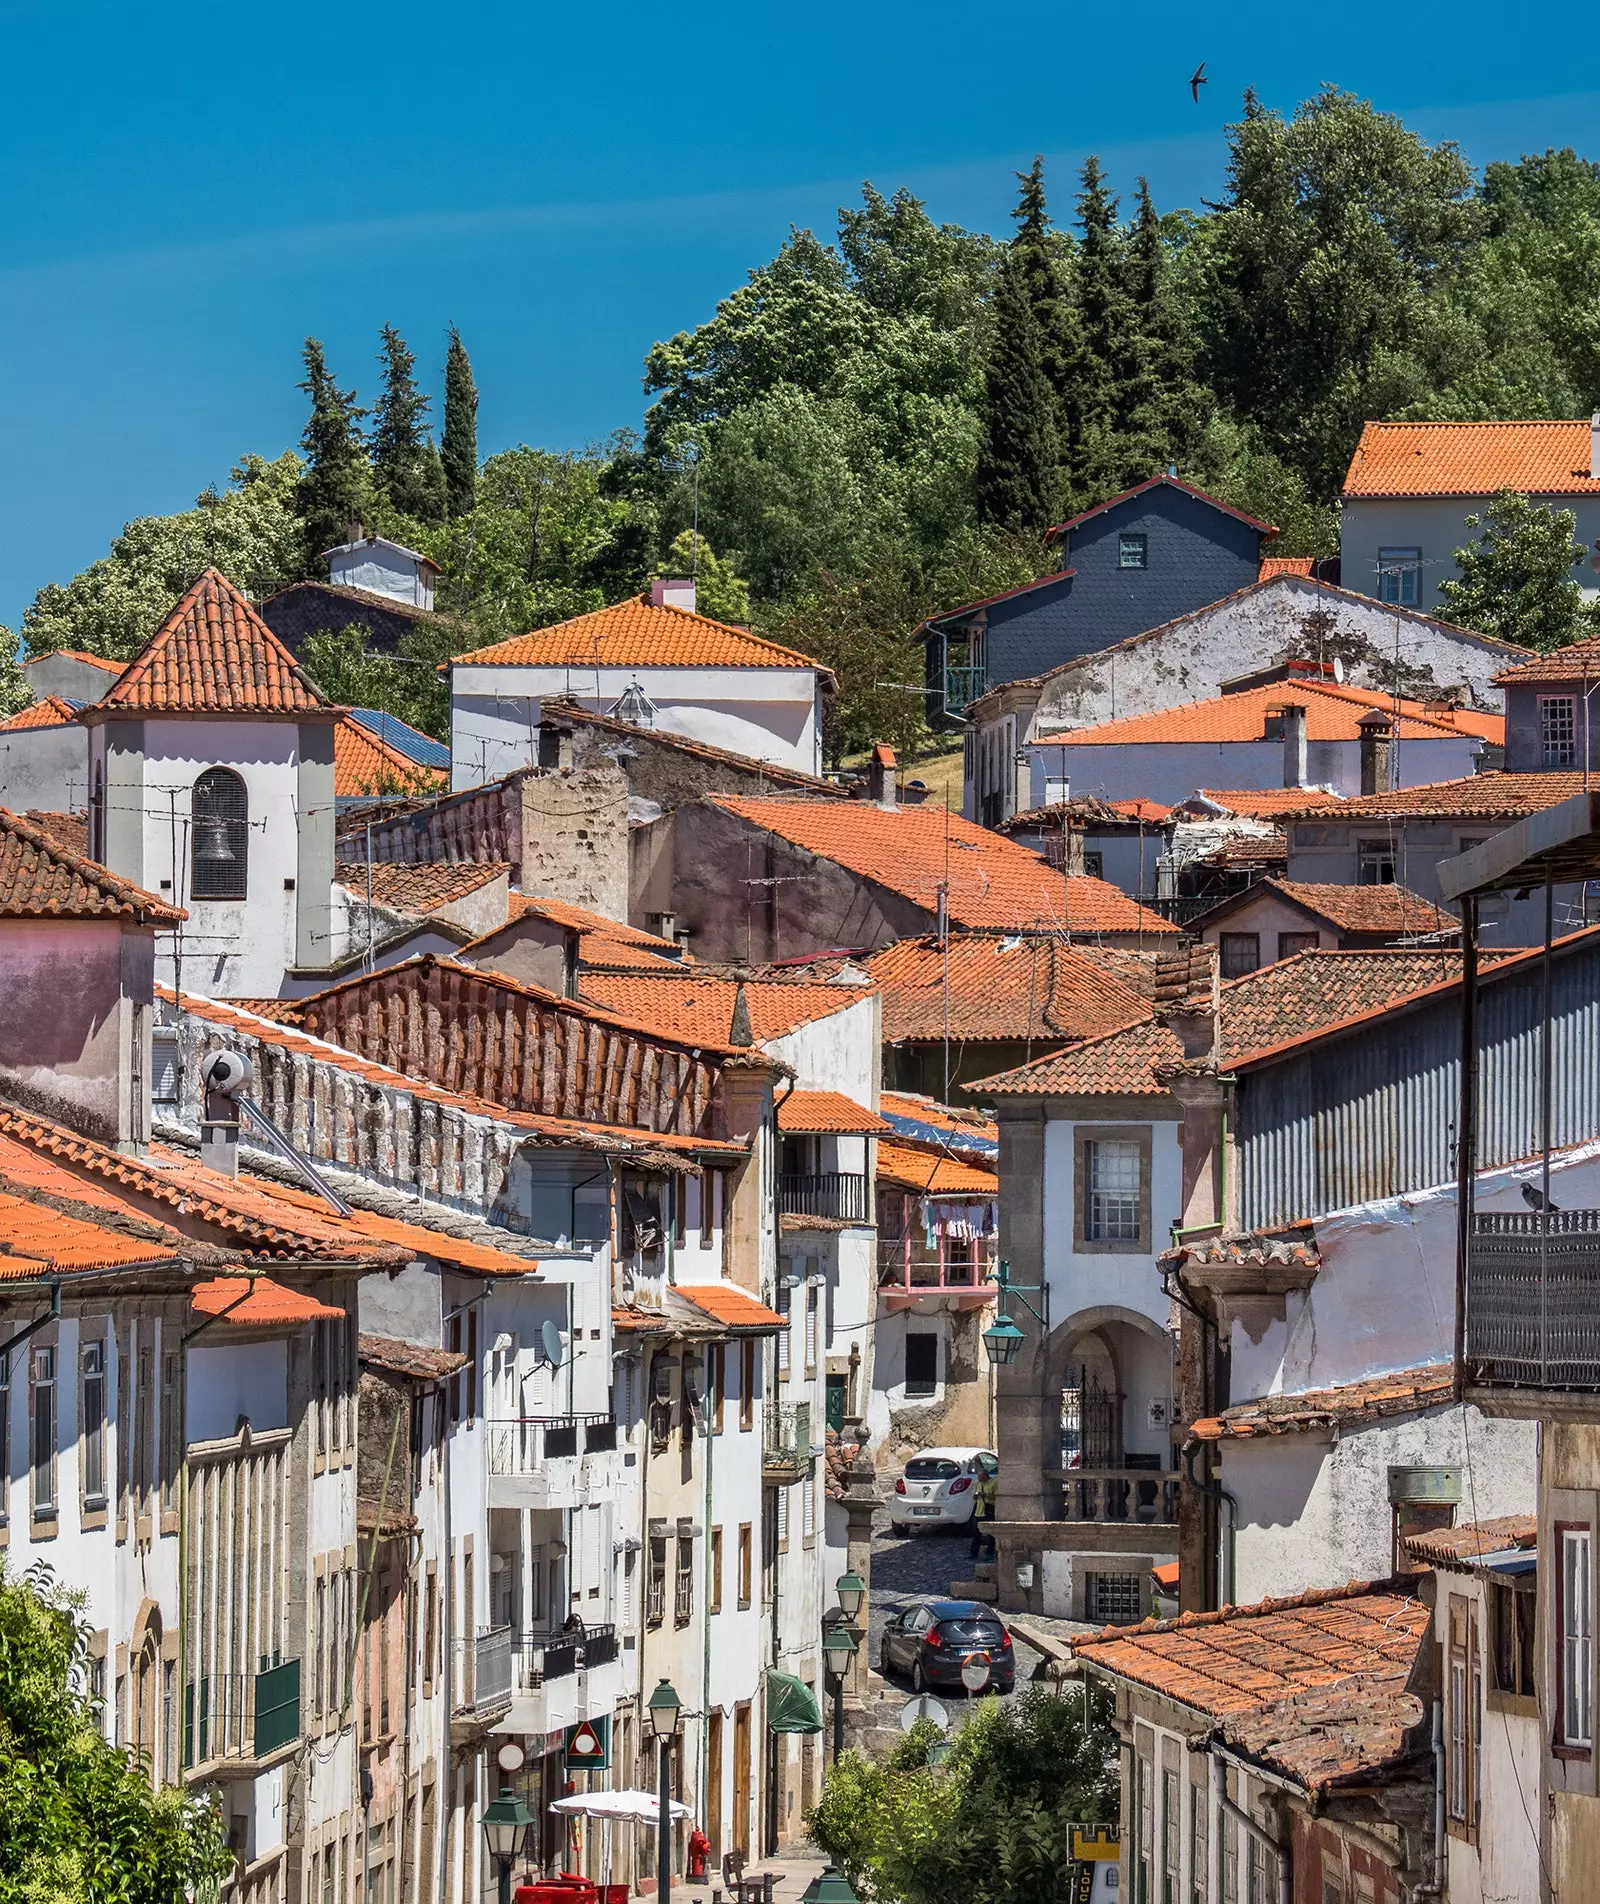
{"left": 765, "top": 1670, "right": 823, "bottom": 1734}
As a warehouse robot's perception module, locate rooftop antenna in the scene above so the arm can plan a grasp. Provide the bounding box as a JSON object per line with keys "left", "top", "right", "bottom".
{"left": 683, "top": 441, "right": 703, "bottom": 583}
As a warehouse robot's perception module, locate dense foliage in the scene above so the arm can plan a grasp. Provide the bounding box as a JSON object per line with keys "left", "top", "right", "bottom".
{"left": 23, "top": 92, "right": 1600, "bottom": 748}
{"left": 808, "top": 1686, "right": 1118, "bottom": 1904}
{"left": 0, "top": 1560, "right": 231, "bottom": 1902}
{"left": 1440, "top": 490, "right": 1600, "bottom": 650}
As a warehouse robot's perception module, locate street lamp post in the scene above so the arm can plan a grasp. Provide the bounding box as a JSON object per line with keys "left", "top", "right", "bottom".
{"left": 821, "top": 1623, "right": 858, "bottom": 1763}
{"left": 481, "top": 1787, "right": 536, "bottom": 1904}
{"left": 647, "top": 1677, "right": 683, "bottom": 1904}
{"left": 982, "top": 1260, "right": 1048, "bottom": 1369}
{"left": 799, "top": 1867, "right": 863, "bottom": 1904}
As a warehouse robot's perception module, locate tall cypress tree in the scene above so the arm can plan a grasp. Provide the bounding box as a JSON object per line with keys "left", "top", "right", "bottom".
{"left": 1121, "top": 179, "right": 1208, "bottom": 480}
{"left": 441, "top": 325, "right": 479, "bottom": 519}
{"left": 1008, "top": 158, "right": 1083, "bottom": 517}
{"left": 975, "top": 250, "right": 1060, "bottom": 530}
{"left": 1060, "top": 156, "right": 1131, "bottom": 504}
{"left": 295, "top": 339, "right": 368, "bottom": 571}
{"left": 371, "top": 325, "right": 446, "bottom": 523}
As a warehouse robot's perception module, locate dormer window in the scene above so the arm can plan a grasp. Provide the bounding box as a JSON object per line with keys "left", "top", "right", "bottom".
{"left": 1541, "top": 695, "right": 1578, "bottom": 767}
{"left": 191, "top": 768, "right": 248, "bottom": 900}
{"left": 1118, "top": 533, "right": 1149, "bottom": 570}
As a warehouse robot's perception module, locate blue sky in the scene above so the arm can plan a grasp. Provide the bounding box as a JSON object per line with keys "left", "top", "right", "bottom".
{"left": 3, "top": 0, "right": 1599, "bottom": 628}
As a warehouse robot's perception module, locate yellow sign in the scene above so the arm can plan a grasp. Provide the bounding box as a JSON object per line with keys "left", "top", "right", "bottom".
{"left": 1072, "top": 1828, "right": 1119, "bottom": 1862}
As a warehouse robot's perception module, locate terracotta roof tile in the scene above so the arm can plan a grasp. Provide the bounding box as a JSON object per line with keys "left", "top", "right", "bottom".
{"left": 1343, "top": 419, "right": 1600, "bottom": 499}
{"left": 612, "top": 1304, "right": 672, "bottom": 1335}
{"left": 451, "top": 595, "right": 824, "bottom": 673}
{"left": 336, "top": 859, "right": 510, "bottom": 914}
{"left": 578, "top": 934, "right": 686, "bottom": 970}
{"left": 708, "top": 795, "right": 1177, "bottom": 936}
{"left": 1195, "top": 833, "right": 1287, "bottom": 870}
{"left": 335, "top": 715, "right": 447, "bottom": 798}
{"left": 1195, "top": 788, "right": 1348, "bottom": 818}
{"left": 1283, "top": 769, "right": 1589, "bottom": 823}
{"left": 0, "top": 1188, "right": 182, "bottom": 1276}
{"left": 862, "top": 933, "right": 1151, "bottom": 1045}
{"left": 506, "top": 894, "right": 670, "bottom": 944}
{"left": 1072, "top": 1579, "right": 1429, "bottom": 1790}
{"left": 878, "top": 1092, "right": 998, "bottom": 1154}
{"left": 0, "top": 696, "right": 80, "bottom": 731}
{"left": 1258, "top": 556, "right": 1315, "bottom": 580}
{"left": 976, "top": 949, "right": 1470, "bottom": 1096}
{"left": 89, "top": 569, "right": 333, "bottom": 716}
{"left": 1198, "top": 878, "right": 1458, "bottom": 939}
{"left": 1494, "top": 634, "right": 1600, "bottom": 684}
{"left": 164, "top": 987, "right": 750, "bottom": 1165}
{"left": 22, "top": 810, "right": 89, "bottom": 857}
{"left": 1404, "top": 1515, "right": 1537, "bottom": 1566}
{"left": 578, "top": 970, "right": 871, "bottom": 1044}
{"left": 0, "top": 808, "right": 185, "bottom": 925}
{"left": 1190, "top": 1363, "right": 1452, "bottom": 1441}
{"left": 674, "top": 1283, "right": 786, "bottom": 1331}
{"left": 191, "top": 1275, "right": 344, "bottom": 1326}
{"left": 875, "top": 1141, "right": 998, "bottom": 1196}
{"left": 360, "top": 1333, "right": 471, "bottom": 1381}
{"left": 30, "top": 649, "right": 127, "bottom": 676}
{"left": 1043, "top": 679, "right": 1503, "bottom": 749}
{"left": 777, "top": 1090, "right": 891, "bottom": 1135}
{"left": 1168, "top": 1229, "right": 1321, "bottom": 1280}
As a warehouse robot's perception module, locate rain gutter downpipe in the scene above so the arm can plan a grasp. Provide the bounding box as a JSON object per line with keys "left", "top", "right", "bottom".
{"left": 1183, "top": 1438, "right": 1238, "bottom": 1609}
{"left": 1210, "top": 1750, "right": 1291, "bottom": 1904}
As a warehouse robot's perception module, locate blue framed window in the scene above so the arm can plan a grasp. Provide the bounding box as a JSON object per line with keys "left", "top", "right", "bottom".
{"left": 1118, "top": 532, "right": 1149, "bottom": 570}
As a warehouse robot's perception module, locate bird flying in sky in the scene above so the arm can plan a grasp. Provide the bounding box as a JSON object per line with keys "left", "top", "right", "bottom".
{"left": 1190, "top": 61, "right": 1207, "bottom": 102}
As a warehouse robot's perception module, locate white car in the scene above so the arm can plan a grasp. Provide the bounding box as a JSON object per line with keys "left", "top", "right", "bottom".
{"left": 889, "top": 1447, "right": 998, "bottom": 1535}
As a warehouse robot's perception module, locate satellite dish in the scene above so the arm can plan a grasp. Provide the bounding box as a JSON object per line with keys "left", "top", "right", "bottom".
{"left": 540, "top": 1320, "right": 566, "bottom": 1368}
{"left": 1331, "top": 657, "right": 1345, "bottom": 683}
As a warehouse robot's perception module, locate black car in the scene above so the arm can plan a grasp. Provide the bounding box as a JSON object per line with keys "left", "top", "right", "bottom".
{"left": 878, "top": 1598, "right": 1015, "bottom": 1696}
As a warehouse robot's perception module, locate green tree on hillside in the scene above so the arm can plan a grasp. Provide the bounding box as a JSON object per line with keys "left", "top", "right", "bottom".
{"left": 0, "top": 1560, "right": 231, "bottom": 1900}
{"left": 441, "top": 325, "right": 480, "bottom": 518}
{"left": 657, "top": 529, "right": 750, "bottom": 625}
{"left": 295, "top": 339, "right": 369, "bottom": 566}
{"left": 976, "top": 251, "right": 1060, "bottom": 529}
{"left": 1062, "top": 156, "right": 1133, "bottom": 503}
{"left": 371, "top": 325, "right": 447, "bottom": 523}
{"left": 1121, "top": 179, "right": 1209, "bottom": 480}
{"left": 0, "top": 624, "right": 30, "bottom": 717}
{"left": 1439, "top": 489, "right": 1600, "bottom": 650}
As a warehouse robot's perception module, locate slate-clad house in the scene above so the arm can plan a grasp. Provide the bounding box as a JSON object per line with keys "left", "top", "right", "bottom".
{"left": 919, "top": 477, "right": 1275, "bottom": 719}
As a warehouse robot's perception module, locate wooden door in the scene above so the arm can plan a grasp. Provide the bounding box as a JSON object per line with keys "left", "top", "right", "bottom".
{"left": 707, "top": 1710, "right": 724, "bottom": 1860}
{"left": 733, "top": 1703, "right": 752, "bottom": 1860}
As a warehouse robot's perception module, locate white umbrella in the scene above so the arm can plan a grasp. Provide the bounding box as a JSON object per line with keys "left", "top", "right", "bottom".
{"left": 550, "top": 1791, "right": 694, "bottom": 1824}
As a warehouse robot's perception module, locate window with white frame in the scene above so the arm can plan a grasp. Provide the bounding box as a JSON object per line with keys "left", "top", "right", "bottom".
{"left": 1085, "top": 1139, "right": 1142, "bottom": 1243}
{"left": 1119, "top": 532, "right": 1149, "bottom": 570}
{"left": 1562, "top": 1525, "right": 1593, "bottom": 1750}
{"left": 1378, "top": 547, "right": 1420, "bottom": 606}
{"left": 1542, "top": 695, "right": 1579, "bottom": 767}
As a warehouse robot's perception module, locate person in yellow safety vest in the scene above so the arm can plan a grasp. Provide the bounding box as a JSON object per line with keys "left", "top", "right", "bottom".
{"left": 969, "top": 1463, "right": 998, "bottom": 1560}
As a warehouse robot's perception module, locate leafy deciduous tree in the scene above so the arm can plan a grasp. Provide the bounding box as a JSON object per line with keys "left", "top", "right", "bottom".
{"left": 1438, "top": 489, "right": 1600, "bottom": 651}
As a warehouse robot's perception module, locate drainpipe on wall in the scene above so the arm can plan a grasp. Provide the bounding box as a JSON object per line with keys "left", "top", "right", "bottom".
{"left": 1210, "top": 1750, "right": 1291, "bottom": 1904}
{"left": 1182, "top": 1440, "right": 1238, "bottom": 1609}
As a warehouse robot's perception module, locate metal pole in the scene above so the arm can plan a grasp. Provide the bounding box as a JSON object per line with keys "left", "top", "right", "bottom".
{"left": 833, "top": 1680, "right": 845, "bottom": 1763}
{"left": 498, "top": 1857, "right": 512, "bottom": 1904}
{"left": 1452, "top": 894, "right": 1479, "bottom": 1402}
{"left": 659, "top": 1737, "right": 673, "bottom": 1904}
{"left": 1542, "top": 870, "right": 1555, "bottom": 1388}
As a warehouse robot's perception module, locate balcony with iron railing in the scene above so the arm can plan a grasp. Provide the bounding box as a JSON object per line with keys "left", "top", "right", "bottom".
{"left": 877, "top": 1234, "right": 996, "bottom": 1308}
{"left": 1464, "top": 1210, "right": 1600, "bottom": 1406}
{"left": 763, "top": 1401, "right": 813, "bottom": 1483}
{"left": 943, "top": 664, "right": 987, "bottom": 719}
{"left": 485, "top": 1415, "right": 619, "bottom": 1509}
{"left": 779, "top": 1173, "right": 870, "bottom": 1224}
{"left": 513, "top": 1623, "right": 618, "bottom": 1689}
{"left": 185, "top": 1658, "right": 300, "bottom": 1773}
{"left": 453, "top": 1625, "right": 514, "bottom": 1717}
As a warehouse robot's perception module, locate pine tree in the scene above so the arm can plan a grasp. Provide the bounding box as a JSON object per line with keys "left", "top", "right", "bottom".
{"left": 441, "top": 325, "right": 479, "bottom": 519}
{"left": 371, "top": 325, "right": 447, "bottom": 523}
{"left": 294, "top": 340, "right": 369, "bottom": 571}
{"left": 1060, "top": 157, "right": 1131, "bottom": 504}
{"left": 975, "top": 250, "right": 1060, "bottom": 530}
{"left": 1120, "top": 179, "right": 1208, "bottom": 480}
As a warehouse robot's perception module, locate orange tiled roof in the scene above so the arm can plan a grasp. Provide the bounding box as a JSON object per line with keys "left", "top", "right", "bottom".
{"left": 1283, "top": 769, "right": 1588, "bottom": 823}
{"left": 578, "top": 970, "right": 872, "bottom": 1044}
{"left": 1494, "top": 634, "right": 1600, "bottom": 684}
{"left": 451, "top": 595, "right": 824, "bottom": 673}
{"left": 1046, "top": 679, "right": 1503, "bottom": 749}
{"left": 878, "top": 1092, "right": 998, "bottom": 1149}
{"left": 613, "top": 1304, "right": 672, "bottom": 1335}
{"left": 976, "top": 949, "right": 1469, "bottom": 1097}
{"left": 674, "top": 1283, "right": 786, "bottom": 1331}
{"left": 862, "top": 933, "right": 1150, "bottom": 1045}
{"left": 337, "top": 859, "right": 510, "bottom": 913}
{"left": 1196, "top": 788, "right": 1347, "bottom": 818}
{"left": 876, "top": 1140, "right": 998, "bottom": 1196}
{"left": 0, "top": 1188, "right": 183, "bottom": 1276}
{"left": 335, "top": 715, "right": 447, "bottom": 798}
{"left": 708, "top": 795, "right": 1177, "bottom": 936}
{"left": 1190, "top": 1363, "right": 1453, "bottom": 1441}
{"left": 0, "top": 807, "right": 185, "bottom": 926}
{"left": 191, "top": 1275, "right": 345, "bottom": 1326}
{"left": 1071, "top": 1579, "right": 1429, "bottom": 1790}
{"left": 498, "top": 893, "right": 688, "bottom": 967}
{"left": 1258, "top": 556, "right": 1315, "bottom": 580}
{"left": 778, "top": 1090, "right": 891, "bottom": 1135}
{"left": 88, "top": 569, "right": 333, "bottom": 716}
{"left": 1342, "top": 419, "right": 1600, "bottom": 499}
{"left": 1200, "top": 878, "right": 1458, "bottom": 939}
{"left": 360, "top": 1333, "right": 471, "bottom": 1381}
{"left": 1404, "top": 1515, "right": 1537, "bottom": 1566}
{"left": 164, "top": 988, "right": 749, "bottom": 1164}
{"left": 31, "top": 649, "right": 127, "bottom": 676}
{"left": 0, "top": 696, "right": 80, "bottom": 731}
{"left": 22, "top": 810, "right": 89, "bottom": 856}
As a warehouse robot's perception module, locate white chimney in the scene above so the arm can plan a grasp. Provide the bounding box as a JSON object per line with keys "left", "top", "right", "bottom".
{"left": 1280, "top": 703, "right": 1308, "bottom": 788}
{"left": 651, "top": 577, "right": 697, "bottom": 614}
{"left": 1591, "top": 411, "right": 1600, "bottom": 480}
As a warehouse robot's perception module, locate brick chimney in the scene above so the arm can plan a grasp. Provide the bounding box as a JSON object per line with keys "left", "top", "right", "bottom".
{"left": 867, "top": 743, "right": 898, "bottom": 809}
{"left": 651, "top": 577, "right": 697, "bottom": 614}
{"left": 1280, "top": 703, "right": 1308, "bottom": 788}
{"left": 1359, "top": 708, "right": 1396, "bottom": 795}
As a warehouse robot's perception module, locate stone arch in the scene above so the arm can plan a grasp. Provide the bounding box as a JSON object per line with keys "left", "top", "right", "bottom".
{"left": 129, "top": 1599, "right": 163, "bottom": 1783}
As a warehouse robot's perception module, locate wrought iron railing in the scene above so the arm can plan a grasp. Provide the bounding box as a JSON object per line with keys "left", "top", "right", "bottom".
{"left": 1051, "top": 1469, "right": 1180, "bottom": 1526}
{"left": 943, "top": 665, "right": 987, "bottom": 718}
{"left": 1466, "top": 1210, "right": 1600, "bottom": 1391}
{"left": 485, "top": 1416, "right": 618, "bottom": 1475}
{"left": 185, "top": 1658, "right": 300, "bottom": 1767}
{"left": 779, "top": 1173, "right": 870, "bottom": 1223}
{"left": 514, "top": 1623, "right": 616, "bottom": 1685}
{"left": 454, "top": 1625, "right": 514, "bottom": 1713}
{"left": 763, "top": 1401, "right": 812, "bottom": 1482}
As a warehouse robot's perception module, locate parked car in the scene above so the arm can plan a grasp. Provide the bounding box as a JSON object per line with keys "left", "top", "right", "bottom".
{"left": 878, "top": 1598, "right": 1015, "bottom": 1695}
{"left": 889, "top": 1447, "right": 997, "bottom": 1535}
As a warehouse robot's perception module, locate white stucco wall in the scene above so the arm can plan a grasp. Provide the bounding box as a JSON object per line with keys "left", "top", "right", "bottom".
{"left": 327, "top": 542, "right": 435, "bottom": 609}
{"left": 451, "top": 663, "right": 824, "bottom": 789}
{"left": 1042, "top": 1113, "right": 1183, "bottom": 1335}
{"left": 1041, "top": 734, "right": 1483, "bottom": 808}
{"left": 188, "top": 1339, "right": 287, "bottom": 1442}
